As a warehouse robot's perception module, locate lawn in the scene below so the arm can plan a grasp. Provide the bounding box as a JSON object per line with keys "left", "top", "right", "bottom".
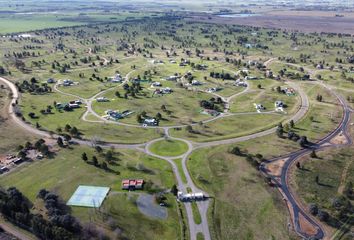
{"left": 292, "top": 146, "right": 354, "bottom": 206}
{"left": 170, "top": 113, "right": 286, "bottom": 142}
{"left": 149, "top": 139, "right": 189, "bottom": 157}
{"left": 19, "top": 92, "right": 162, "bottom": 143}
{"left": 92, "top": 84, "right": 213, "bottom": 126}
{"left": 0, "top": 145, "right": 181, "bottom": 240}
{"left": 187, "top": 145, "right": 295, "bottom": 240}
{"left": 0, "top": 87, "right": 36, "bottom": 153}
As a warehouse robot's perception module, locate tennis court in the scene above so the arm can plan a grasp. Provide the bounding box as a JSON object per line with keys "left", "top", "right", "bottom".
{"left": 67, "top": 185, "right": 110, "bottom": 207}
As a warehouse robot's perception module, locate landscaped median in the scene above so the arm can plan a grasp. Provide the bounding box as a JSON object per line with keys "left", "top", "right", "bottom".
{"left": 149, "top": 139, "right": 189, "bottom": 157}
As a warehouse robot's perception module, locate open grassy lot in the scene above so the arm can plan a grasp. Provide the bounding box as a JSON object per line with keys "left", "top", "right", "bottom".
{"left": 170, "top": 113, "right": 285, "bottom": 142}
{"left": 291, "top": 145, "right": 354, "bottom": 238}
{"left": 294, "top": 82, "right": 343, "bottom": 141}
{"left": 292, "top": 147, "right": 354, "bottom": 208}
{"left": 0, "top": 87, "right": 35, "bottom": 153}
{"left": 92, "top": 85, "right": 213, "bottom": 126}
{"left": 0, "top": 145, "right": 180, "bottom": 240}
{"left": 229, "top": 84, "right": 300, "bottom": 114}
{"left": 187, "top": 145, "right": 295, "bottom": 240}
{"left": 19, "top": 92, "right": 161, "bottom": 143}
{"left": 149, "top": 139, "right": 189, "bottom": 157}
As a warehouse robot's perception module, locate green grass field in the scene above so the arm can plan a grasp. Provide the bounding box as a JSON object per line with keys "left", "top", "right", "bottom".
{"left": 0, "top": 145, "right": 180, "bottom": 240}
{"left": 187, "top": 145, "right": 295, "bottom": 240}
{"left": 0, "top": 88, "right": 36, "bottom": 153}
{"left": 149, "top": 139, "right": 189, "bottom": 157}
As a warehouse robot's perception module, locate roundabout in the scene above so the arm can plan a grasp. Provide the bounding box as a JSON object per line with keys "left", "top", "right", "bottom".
{"left": 148, "top": 139, "right": 189, "bottom": 157}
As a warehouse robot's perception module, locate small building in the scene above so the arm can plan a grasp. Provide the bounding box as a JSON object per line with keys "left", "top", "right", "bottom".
{"left": 245, "top": 76, "right": 258, "bottom": 80}
{"left": 285, "top": 87, "right": 296, "bottom": 96}
{"left": 254, "top": 103, "right": 265, "bottom": 112}
{"left": 96, "top": 97, "right": 109, "bottom": 102}
{"left": 201, "top": 109, "right": 220, "bottom": 117}
{"left": 191, "top": 80, "right": 202, "bottom": 86}
{"left": 275, "top": 101, "right": 284, "bottom": 108}
{"left": 122, "top": 179, "right": 144, "bottom": 190}
{"left": 166, "top": 75, "right": 178, "bottom": 81}
{"left": 63, "top": 79, "right": 74, "bottom": 86}
{"left": 68, "top": 103, "right": 80, "bottom": 108}
{"left": 235, "top": 79, "right": 247, "bottom": 87}
{"left": 151, "top": 82, "right": 162, "bottom": 87}
{"left": 143, "top": 118, "right": 158, "bottom": 126}
{"left": 177, "top": 191, "right": 204, "bottom": 202}
{"left": 47, "top": 78, "right": 56, "bottom": 84}
{"left": 207, "top": 87, "right": 222, "bottom": 93}
{"left": 110, "top": 74, "right": 123, "bottom": 83}
{"left": 266, "top": 70, "right": 273, "bottom": 78}
{"left": 105, "top": 109, "right": 133, "bottom": 120}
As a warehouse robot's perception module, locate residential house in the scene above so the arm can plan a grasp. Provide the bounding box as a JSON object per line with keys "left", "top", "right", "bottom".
{"left": 122, "top": 179, "right": 144, "bottom": 190}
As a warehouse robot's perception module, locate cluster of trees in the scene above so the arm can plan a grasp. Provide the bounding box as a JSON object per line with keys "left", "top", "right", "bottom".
{"left": 17, "top": 139, "right": 51, "bottom": 159}
{"left": 309, "top": 194, "right": 354, "bottom": 229}
{"left": 4, "top": 51, "right": 40, "bottom": 59}
{"left": 0, "top": 187, "right": 83, "bottom": 240}
{"left": 81, "top": 148, "right": 119, "bottom": 174}
{"left": 16, "top": 77, "right": 52, "bottom": 94}
{"left": 230, "top": 146, "right": 264, "bottom": 168}
{"left": 276, "top": 122, "right": 310, "bottom": 147}
{"left": 209, "top": 71, "right": 234, "bottom": 80}
{"left": 122, "top": 82, "right": 143, "bottom": 98}
{"left": 58, "top": 124, "right": 80, "bottom": 138}
{"left": 200, "top": 97, "right": 224, "bottom": 112}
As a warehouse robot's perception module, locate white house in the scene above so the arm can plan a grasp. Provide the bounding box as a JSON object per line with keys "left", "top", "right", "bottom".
{"left": 151, "top": 82, "right": 162, "bottom": 87}
{"left": 143, "top": 118, "right": 158, "bottom": 126}
{"left": 96, "top": 97, "right": 109, "bottom": 102}
{"left": 177, "top": 191, "right": 204, "bottom": 202}
{"left": 166, "top": 75, "right": 178, "bottom": 81}
{"left": 110, "top": 74, "right": 123, "bottom": 83}
{"left": 275, "top": 101, "right": 284, "bottom": 108}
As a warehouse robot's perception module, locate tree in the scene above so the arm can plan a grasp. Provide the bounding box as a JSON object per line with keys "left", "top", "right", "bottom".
{"left": 156, "top": 112, "right": 162, "bottom": 120}
{"left": 309, "top": 203, "right": 318, "bottom": 216}
{"left": 81, "top": 152, "right": 88, "bottom": 162}
{"left": 105, "top": 150, "right": 113, "bottom": 162}
{"left": 28, "top": 112, "right": 36, "bottom": 119}
{"left": 289, "top": 120, "right": 295, "bottom": 128}
{"left": 299, "top": 136, "right": 309, "bottom": 147}
{"left": 315, "top": 175, "right": 319, "bottom": 184}
{"left": 316, "top": 94, "right": 323, "bottom": 102}
{"left": 92, "top": 156, "right": 98, "bottom": 166}
{"left": 186, "top": 125, "right": 193, "bottom": 133}
{"left": 296, "top": 162, "right": 301, "bottom": 169}
{"left": 115, "top": 91, "right": 120, "bottom": 98}
{"left": 257, "top": 84, "right": 262, "bottom": 89}
{"left": 57, "top": 137, "right": 64, "bottom": 147}
{"left": 230, "top": 146, "right": 242, "bottom": 156}
{"left": 64, "top": 124, "right": 71, "bottom": 132}
{"left": 101, "top": 162, "right": 108, "bottom": 170}
{"left": 317, "top": 209, "right": 329, "bottom": 222}
{"left": 95, "top": 146, "right": 103, "bottom": 153}
{"left": 171, "top": 185, "right": 178, "bottom": 196}
{"left": 276, "top": 124, "right": 284, "bottom": 138}
{"left": 310, "top": 150, "right": 317, "bottom": 158}
{"left": 136, "top": 114, "right": 143, "bottom": 123}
